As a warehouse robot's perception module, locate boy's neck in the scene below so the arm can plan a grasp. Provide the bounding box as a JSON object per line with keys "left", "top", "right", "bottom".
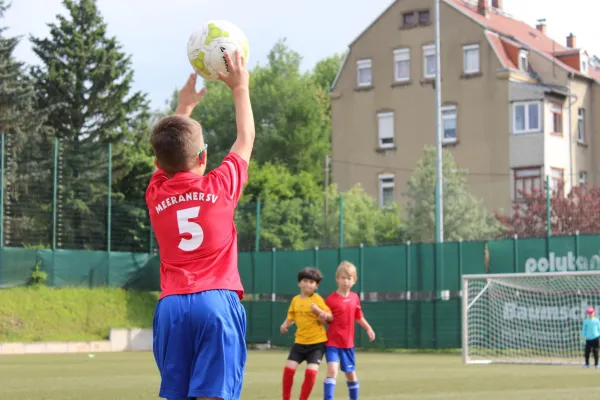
{"left": 336, "top": 288, "right": 351, "bottom": 297}
{"left": 300, "top": 291, "right": 314, "bottom": 298}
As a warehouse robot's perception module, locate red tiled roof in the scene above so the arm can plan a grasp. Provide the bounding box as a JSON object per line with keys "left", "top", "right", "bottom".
{"left": 485, "top": 31, "right": 515, "bottom": 69}
{"left": 446, "top": 0, "right": 600, "bottom": 82}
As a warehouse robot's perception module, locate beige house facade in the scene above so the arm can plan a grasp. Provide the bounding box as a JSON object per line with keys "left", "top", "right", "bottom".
{"left": 330, "top": 0, "right": 600, "bottom": 214}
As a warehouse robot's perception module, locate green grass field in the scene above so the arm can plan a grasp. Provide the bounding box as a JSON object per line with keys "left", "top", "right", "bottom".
{"left": 0, "top": 351, "right": 599, "bottom": 399}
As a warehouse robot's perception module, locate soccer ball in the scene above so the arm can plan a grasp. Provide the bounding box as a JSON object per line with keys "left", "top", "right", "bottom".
{"left": 187, "top": 20, "right": 250, "bottom": 82}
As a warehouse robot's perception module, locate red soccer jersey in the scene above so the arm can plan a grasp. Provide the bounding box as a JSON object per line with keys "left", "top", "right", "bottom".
{"left": 145, "top": 152, "right": 248, "bottom": 300}
{"left": 325, "top": 291, "right": 364, "bottom": 349}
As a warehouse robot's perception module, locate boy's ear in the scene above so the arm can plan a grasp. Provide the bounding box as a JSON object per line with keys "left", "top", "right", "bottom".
{"left": 154, "top": 158, "right": 159, "bottom": 168}
{"left": 198, "top": 150, "right": 207, "bottom": 165}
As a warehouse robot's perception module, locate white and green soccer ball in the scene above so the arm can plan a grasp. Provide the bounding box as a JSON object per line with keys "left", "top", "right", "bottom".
{"left": 187, "top": 20, "right": 250, "bottom": 82}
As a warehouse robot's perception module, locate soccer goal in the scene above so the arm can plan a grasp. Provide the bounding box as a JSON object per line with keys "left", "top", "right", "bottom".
{"left": 462, "top": 270, "right": 600, "bottom": 365}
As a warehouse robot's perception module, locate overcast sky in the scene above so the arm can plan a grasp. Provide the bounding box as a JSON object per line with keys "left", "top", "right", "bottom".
{"left": 5, "top": 0, "right": 598, "bottom": 109}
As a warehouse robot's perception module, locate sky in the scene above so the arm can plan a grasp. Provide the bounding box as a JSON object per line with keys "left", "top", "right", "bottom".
{"left": 5, "top": 0, "right": 599, "bottom": 110}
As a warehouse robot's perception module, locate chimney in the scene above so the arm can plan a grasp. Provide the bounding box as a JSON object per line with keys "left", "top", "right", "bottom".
{"left": 567, "top": 33, "right": 576, "bottom": 48}
{"left": 536, "top": 22, "right": 547, "bottom": 35}
{"left": 491, "top": 0, "right": 503, "bottom": 9}
{"left": 478, "top": 0, "right": 488, "bottom": 16}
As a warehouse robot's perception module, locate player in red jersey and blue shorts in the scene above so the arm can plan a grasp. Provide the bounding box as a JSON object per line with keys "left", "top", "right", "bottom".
{"left": 320, "top": 261, "right": 376, "bottom": 400}
{"left": 145, "top": 50, "right": 254, "bottom": 400}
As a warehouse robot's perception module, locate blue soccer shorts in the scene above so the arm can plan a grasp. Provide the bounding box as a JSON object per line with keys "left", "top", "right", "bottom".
{"left": 153, "top": 289, "right": 247, "bottom": 400}
{"left": 325, "top": 346, "right": 356, "bottom": 373}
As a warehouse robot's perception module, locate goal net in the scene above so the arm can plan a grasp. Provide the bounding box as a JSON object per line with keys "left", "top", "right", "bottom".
{"left": 462, "top": 271, "right": 600, "bottom": 365}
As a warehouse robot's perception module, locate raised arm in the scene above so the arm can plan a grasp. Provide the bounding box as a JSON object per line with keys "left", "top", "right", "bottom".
{"left": 218, "top": 49, "right": 255, "bottom": 164}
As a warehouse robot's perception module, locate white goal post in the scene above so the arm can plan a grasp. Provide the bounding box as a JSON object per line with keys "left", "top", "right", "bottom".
{"left": 462, "top": 270, "right": 600, "bottom": 365}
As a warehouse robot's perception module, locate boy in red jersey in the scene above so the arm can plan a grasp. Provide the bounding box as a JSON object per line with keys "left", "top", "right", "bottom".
{"left": 314, "top": 261, "right": 375, "bottom": 400}
{"left": 145, "top": 50, "right": 254, "bottom": 400}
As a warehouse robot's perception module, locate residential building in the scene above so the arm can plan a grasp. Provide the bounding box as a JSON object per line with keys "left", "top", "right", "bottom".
{"left": 330, "top": 0, "right": 600, "bottom": 213}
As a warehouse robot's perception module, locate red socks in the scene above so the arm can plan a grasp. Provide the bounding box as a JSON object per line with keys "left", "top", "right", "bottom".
{"left": 283, "top": 367, "right": 296, "bottom": 400}
{"left": 300, "top": 369, "right": 318, "bottom": 400}
{"left": 283, "top": 367, "right": 318, "bottom": 400}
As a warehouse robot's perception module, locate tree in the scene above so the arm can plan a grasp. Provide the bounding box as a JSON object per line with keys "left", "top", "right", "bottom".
{"left": 233, "top": 162, "right": 404, "bottom": 250}
{"left": 191, "top": 39, "right": 331, "bottom": 182}
{"left": 311, "top": 52, "right": 344, "bottom": 94}
{"left": 403, "top": 146, "right": 501, "bottom": 243}
{"left": 30, "top": 0, "right": 153, "bottom": 251}
{"left": 0, "top": 0, "right": 53, "bottom": 247}
{"left": 496, "top": 184, "right": 600, "bottom": 237}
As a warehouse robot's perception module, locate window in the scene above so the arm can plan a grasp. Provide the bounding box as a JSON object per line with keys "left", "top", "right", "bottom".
{"left": 581, "top": 54, "right": 589, "bottom": 73}
{"left": 579, "top": 171, "right": 587, "bottom": 186}
{"left": 356, "top": 59, "right": 372, "bottom": 87}
{"left": 578, "top": 108, "right": 585, "bottom": 142}
{"left": 423, "top": 45, "right": 436, "bottom": 79}
{"left": 513, "top": 167, "right": 542, "bottom": 200}
{"left": 513, "top": 102, "right": 541, "bottom": 134}
{"left": 550, "top": 168, "right": 564, "bottom": 193}
{"left": 550, "top": 102, "right": 563, "bottom": 135}
{"left": 441, "top": 106, "right": 457, "bottom": 143}
{"left": 377, "top": 112, "right": 395, "bottom": 148}
{"left": 403, "top": 12, "right": 416, "bottom": 26}
{"left": 463, "top": 44, "right": 480, "bottom": 74}
{"left": 403, "top": 10, "right": 430, "bottom": 27}
{"left": 394, "top": 48, "right": 410, "bottom": 82}
{"left": 378, "top": 174, "right": 395, "bottom": 208}
{"left": 519, "top": 50, "right": 529, "bottom": 72}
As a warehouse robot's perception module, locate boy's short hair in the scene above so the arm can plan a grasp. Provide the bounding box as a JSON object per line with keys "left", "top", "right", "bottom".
{"left": 336, "top": 261, "right": 357, "bottom": 280}
{"left": 150, "top": 115, "right": 204, "bottom": 174}
{"left": 298, "top": 267, "right": 323, "bottom": 284}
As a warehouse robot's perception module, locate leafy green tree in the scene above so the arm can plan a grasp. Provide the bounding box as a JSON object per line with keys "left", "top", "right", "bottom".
{"left": 0, "top": 0, "right": 53, "bottom": 247}
{"left": 191, "top": 39, "right": 331, "bottom": 182}
{"left": 234, "top": 162, "right": 404, "bottom": 250}
{"left": 323, "top": 184, "right": 404, "bottom": 248}
{"left": 311, "top": 52, "right": 344, "bottom": 94}
{"left": 30, "top": 0, "right": 153, "bottom": 251}
{"left": 403, "top": 146, "right": 501, "bottom": 243}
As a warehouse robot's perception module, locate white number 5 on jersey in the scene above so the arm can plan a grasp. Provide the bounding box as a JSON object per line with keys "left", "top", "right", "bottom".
{"left": 176, "top": 206, "right": 204, "bottom": 251}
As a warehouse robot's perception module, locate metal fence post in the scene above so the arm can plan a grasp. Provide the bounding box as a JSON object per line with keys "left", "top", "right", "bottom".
{"left": 0, "top": 133, "right": 4, "bottom": 249}
{"left": 339, "top": 195, "right": 344, "bottom": 248}
{"left": 269, "top": 247, "right": 277, "bottom": 346}
{"left": 254, "top": 200, "right": 261, "bottom": 252}
{"left": 405, "top": 241, "right": 411, "bottom": 349}
{"left": 52, "top": 137, "right": 59, "bottom": 251}
{"left": 107, "top": 143, "right": 112, "bottom": 286}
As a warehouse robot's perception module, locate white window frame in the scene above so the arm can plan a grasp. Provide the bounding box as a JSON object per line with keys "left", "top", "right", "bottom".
{"left": 423, "top": 44, "right": 436, "bottom": 79}
{"left": 579, "top": 171, "right": 587, "bottom": 186}
{"left": 393, "top": 48, "right": 410, "bottom": 82}
{"left": 378, "top": 174, "right": 395, "bottom": 209}
{"left": 356, "top": 59, "right": 372, "bottom": 87}
{"left": 518, "top": 49, "right": 529, "bottom": 72}
{"left": 441, "top": 105, "right": 457, "bottom": 143}
{"left": 377, "top": 112, "right": 395, "bottom": 149}
{"left": 578, "top": 108, "right": 585, "bottom": 142}
{"left": 513, "top": 101, "right": 542, "bottom": 134}
{"left": 463, "top": 44, "right": 480, "bottom": 74}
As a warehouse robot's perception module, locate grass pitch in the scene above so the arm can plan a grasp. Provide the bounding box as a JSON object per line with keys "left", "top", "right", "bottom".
{"left": 0, "top": 351, "right": 598, "bottom": 399}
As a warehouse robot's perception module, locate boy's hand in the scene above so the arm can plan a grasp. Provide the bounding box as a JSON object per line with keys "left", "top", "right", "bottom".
{"left": 310, "top": 303, "right": 322, "bottom": 316}
{"left": 218, "top": 49, "right": 249, "bottom": 92}
{"left": 366, "top": 329, "right": 376, "bottom": 342}
{"left": 317, "top": 312, "right": 329, "bottom": 324}
{"left": 280, "top": 324, "right": 288, "bottom": 334}
{"left": 175, "top": 73, "right": 206, "bottom": 117}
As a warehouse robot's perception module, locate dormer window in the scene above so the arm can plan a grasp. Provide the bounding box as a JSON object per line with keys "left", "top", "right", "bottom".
{"left": 519, "top": 50, "right": 529, "bottom": 72}
{"left": 581, "top": 53, "right": 589, "bottom": 73}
